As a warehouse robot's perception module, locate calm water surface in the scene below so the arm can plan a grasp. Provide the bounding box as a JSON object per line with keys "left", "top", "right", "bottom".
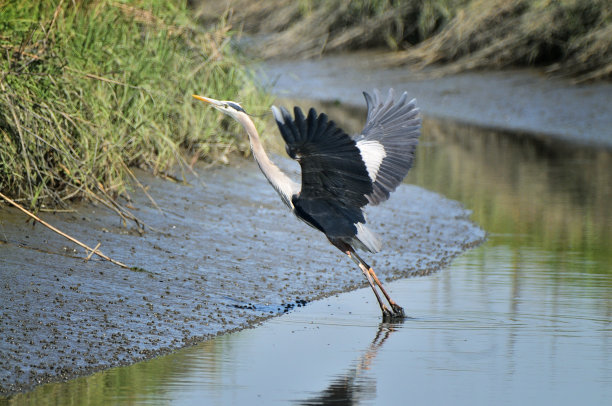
{"left": 5, "top": 111, "right": 612, "bottom": 405}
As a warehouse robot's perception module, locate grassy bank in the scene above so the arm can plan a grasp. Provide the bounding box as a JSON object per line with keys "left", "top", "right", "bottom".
{"left": 0, "top": 0, "right": 268, "bottom": 213}
{"left": 197, "top": 0, "right": 611, "bottom": 82}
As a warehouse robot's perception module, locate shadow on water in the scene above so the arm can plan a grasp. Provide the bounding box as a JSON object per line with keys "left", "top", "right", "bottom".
{"left": 296, "top": 320, "right": 403, "bottom": 406}
{"left": 3, "top": 101, "right": 612, "bottom": 405}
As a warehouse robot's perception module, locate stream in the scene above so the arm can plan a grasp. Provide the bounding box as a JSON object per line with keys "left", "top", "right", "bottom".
{"left": 3, "top": 98, "right": 611, "bottom": 404}
{"left": 1, "top": 53, "right": 611, "bottom": 404}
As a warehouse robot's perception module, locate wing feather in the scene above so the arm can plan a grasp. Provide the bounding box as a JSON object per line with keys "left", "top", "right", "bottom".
{"left": 272, "top": 106, "right": 372, "bottom": 209}
{"left": 356, "top": 88, "right": 421, "bottom": 205}
{"left": 271, "top": 93, "right": 418, "bottom": 253}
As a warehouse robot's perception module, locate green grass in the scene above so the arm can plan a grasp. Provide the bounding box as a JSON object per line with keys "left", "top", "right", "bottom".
{"left": 0, "top": 0, "right": 269, "bottom": 212}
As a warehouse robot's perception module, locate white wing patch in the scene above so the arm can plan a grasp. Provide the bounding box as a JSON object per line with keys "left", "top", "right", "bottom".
{"left": 271, "top": 106, "right": 285, "bottom": 124}
{"left": 356, "top": 140, "right": 386, "bottom": 182}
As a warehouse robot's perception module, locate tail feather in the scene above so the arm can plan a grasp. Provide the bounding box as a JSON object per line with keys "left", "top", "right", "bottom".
{"left": 353, "top": 222, "right": 382, "bottom": 253}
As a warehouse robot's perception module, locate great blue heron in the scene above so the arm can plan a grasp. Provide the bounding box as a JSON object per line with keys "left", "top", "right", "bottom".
{"left": 193, "top": 89, "right": 420, "bottom": 320}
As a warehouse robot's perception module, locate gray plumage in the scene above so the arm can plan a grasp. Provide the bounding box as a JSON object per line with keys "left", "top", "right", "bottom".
{"left": 193, "top": 89, "right": 421, "bottom": 320}
{"left": 357, "top": 89, "right": 421, "bottom": 205}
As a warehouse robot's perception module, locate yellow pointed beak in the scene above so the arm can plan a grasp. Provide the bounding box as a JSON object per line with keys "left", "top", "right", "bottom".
{"left": 192, "top": 94, "right": 222, "bottom": 106}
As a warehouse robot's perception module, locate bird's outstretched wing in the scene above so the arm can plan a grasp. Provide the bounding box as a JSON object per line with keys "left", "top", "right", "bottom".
{"left": 355, "top": 89, "right": 421, "bottom": 205}
{"left": 271, "top": 105, "right": 372, "bottom": 209}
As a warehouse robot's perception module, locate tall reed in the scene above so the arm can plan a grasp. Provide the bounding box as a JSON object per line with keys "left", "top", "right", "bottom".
{"left": 0, "top": 0, "right": 268, "bottom": 210}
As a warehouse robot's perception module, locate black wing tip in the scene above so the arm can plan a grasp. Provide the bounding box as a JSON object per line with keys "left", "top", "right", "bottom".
{"left": 272, "top": 105, "right": 318, "bottom": 125}
{"left": 293, "top": 105, "right": 306, "bottom": 120}
{"left": 282, "top": 106, "right": 293, "bottom": 123}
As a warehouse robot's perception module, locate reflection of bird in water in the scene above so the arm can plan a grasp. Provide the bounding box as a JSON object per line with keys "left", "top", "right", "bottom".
{"left": 193, "top": 90, "right": 420, "bottom": 320}
{"left": 296, "top": 321, "right": 404, "bottom": 405}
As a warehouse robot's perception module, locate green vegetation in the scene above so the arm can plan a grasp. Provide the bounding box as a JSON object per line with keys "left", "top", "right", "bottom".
{"left": 199, "top": 0, "right": 611, "bottom": 82}
{"left": 0, "top": 0, "right": 269, "bottom": 211}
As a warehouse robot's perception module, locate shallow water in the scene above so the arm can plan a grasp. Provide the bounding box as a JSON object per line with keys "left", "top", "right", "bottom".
{"left": 5, "top": 108, "right": 611, "bottom": 405}
{"left": 0, "top": 114, "right": 482, "bottom": 393}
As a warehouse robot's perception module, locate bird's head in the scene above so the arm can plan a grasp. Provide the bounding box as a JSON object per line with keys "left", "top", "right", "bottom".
{"left": 192, "top": 94, "right": 247, "bottom": 121}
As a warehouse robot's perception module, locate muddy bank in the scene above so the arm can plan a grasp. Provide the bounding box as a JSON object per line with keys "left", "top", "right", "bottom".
{"left": 258, "top": 52, "right": 612, "bottom": 148}
{"left": 0, "top": 156, "right": 484, "bottom": 395}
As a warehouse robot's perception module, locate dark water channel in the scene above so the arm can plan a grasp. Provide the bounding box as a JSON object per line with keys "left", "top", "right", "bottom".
{"left": 4, "top": 100, "right": 611, "bottom": 404}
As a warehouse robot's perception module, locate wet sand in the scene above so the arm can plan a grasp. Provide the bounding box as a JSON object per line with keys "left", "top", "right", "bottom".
{"left": 0, "top": 156, "right": 484, "bottom": 395}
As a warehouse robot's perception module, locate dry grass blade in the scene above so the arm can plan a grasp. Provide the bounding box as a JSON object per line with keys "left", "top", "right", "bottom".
{"left": 202, "top": 0, "right": 612, "bottom": 82}
{"left": 0, "top": 191, "right": 129, "bottom": 269}
{"left": 120, "top": 161, "right": 163, "bottom": 213}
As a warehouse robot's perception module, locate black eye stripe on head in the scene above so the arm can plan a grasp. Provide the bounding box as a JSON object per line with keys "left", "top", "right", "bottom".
{"left": 227, "top": 102, "right": 245, "bottom": 113}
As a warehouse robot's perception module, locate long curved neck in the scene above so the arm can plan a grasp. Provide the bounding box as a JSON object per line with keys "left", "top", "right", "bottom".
{"left": 239, "top": 115, "right": 298, "bottom": 208}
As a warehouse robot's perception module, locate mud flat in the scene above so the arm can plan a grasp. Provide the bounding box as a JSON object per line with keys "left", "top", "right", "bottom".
{"left": 0, "top": 155, "right": 484, "bottom": 395}
{"left": 259, "top": 51, "right": 612, "bottom": 148}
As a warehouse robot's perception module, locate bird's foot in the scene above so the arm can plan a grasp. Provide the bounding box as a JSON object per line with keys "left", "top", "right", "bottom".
{"left": 391, "top": 303, "right": 405, "bottom": 318}
{"left": 381, "top": 306, "right": 394, "bottom": 321}
{"left": 381, "top": 304, "right": 405, "bottom": 322}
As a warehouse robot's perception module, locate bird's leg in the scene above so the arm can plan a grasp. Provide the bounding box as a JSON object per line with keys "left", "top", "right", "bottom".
{"left": 366, "top": 267, "right": 405, "bottom": 318}
{"left": 347, "top": 252, "right": 393, "bottom": 319}
{"left": 351, "top": 252, "right": 405, "bottom": 319}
